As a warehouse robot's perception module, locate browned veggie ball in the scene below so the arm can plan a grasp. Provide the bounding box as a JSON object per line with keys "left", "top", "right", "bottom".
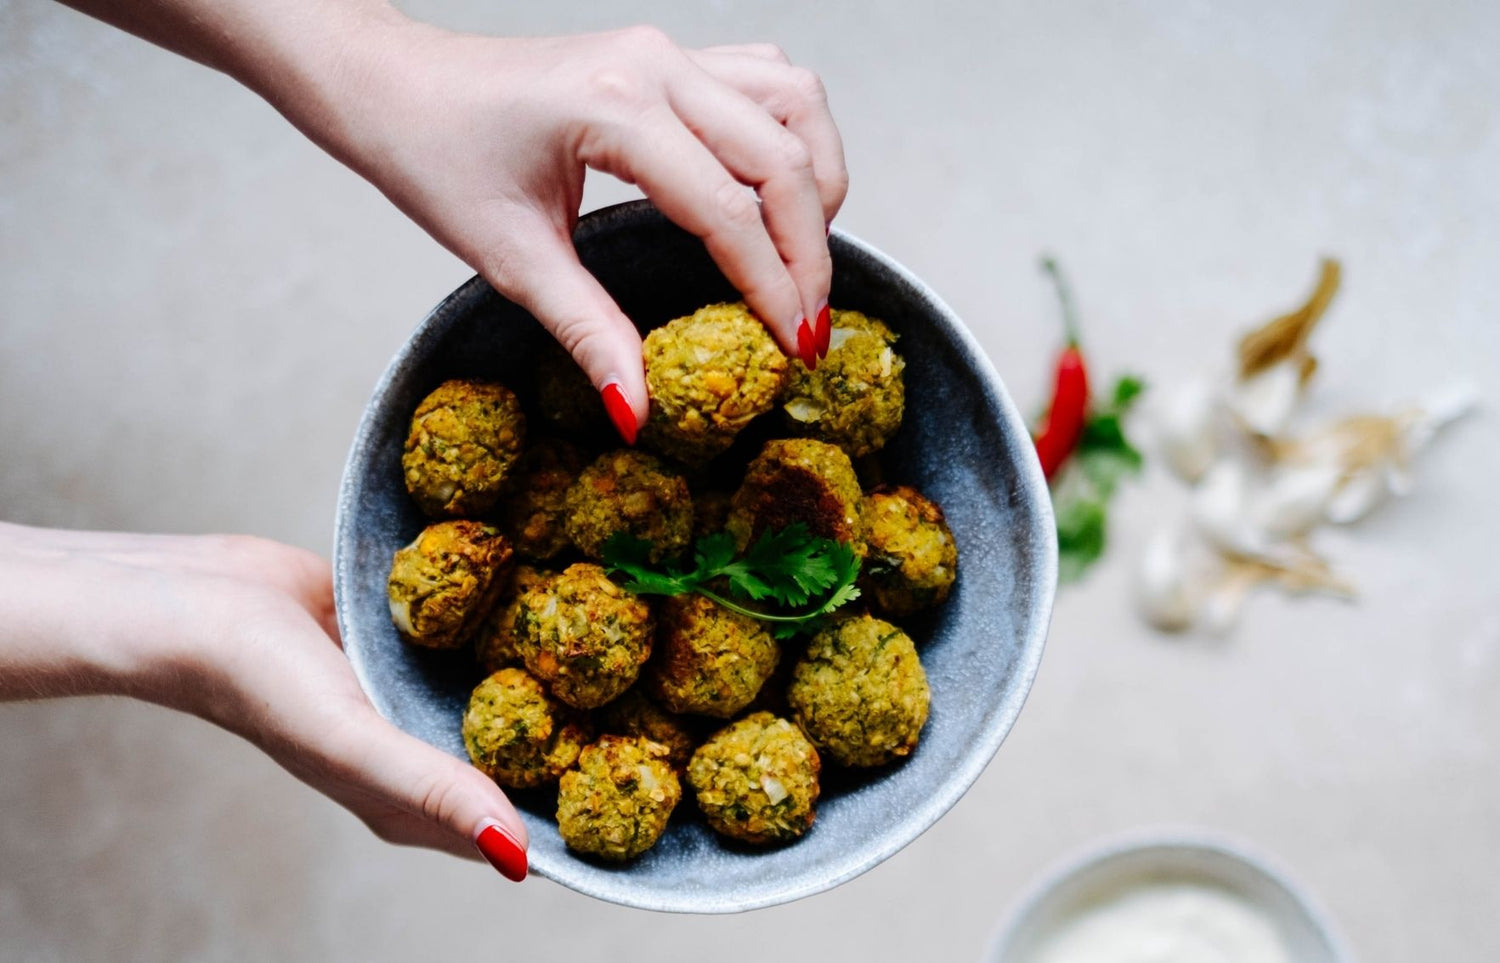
{"left": 564, "top": 449, "right": 693, "bottom": 563}
{"left": 596, "top": 688, "right": 697, "bottom": 772}
{"left": 463, "top": 668, "right": 592, "bottom": 789}
{"left": 861, "top": 486, "right": 958, "bottom": 616}
{"left": 473, "top": 564, "right": 552, "bottom": 673}
{"left": 781, "top": 309, "right": 905, "bottom": 457}
{"left": 515, "top": 562, "right": 654, "bottom": 709}
{"left": 387, "top": 520, "right": 512, "bottom": 650}
{"left": 640, "top": 301, "right": 790, "bottom": 465}
{"left": 646, "top": 594, "right": 780, "bottom": 718}
{"left": 787, "top": 615, "right": 929, "bottom": 767}
{"left": 402, "top": 379, "right": 525, "bottom": 517}
{"left": 687, "top": 712, "right": 821, "bottom": 845}
{"left": 557, "top": 735, "right": 681, "bottom": 861}
{"left": 500, "top": 439, "right": 585, "bottom": 561}
{"left": 726, "top": 438, "right": 865, "bottom": 556}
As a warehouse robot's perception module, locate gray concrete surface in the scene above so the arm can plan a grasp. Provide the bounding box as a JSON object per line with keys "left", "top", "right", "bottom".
{"left": 3, "top": 0, "right": 1498, "bottom": 959}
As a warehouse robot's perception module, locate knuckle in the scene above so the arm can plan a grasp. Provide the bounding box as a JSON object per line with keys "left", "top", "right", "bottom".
{"left": 787, "top": 66, "right": 828, "bottom": 105}
{"left": 710, "top": 180, "right": 761, "bottom": 232}
{"left": 586, "top": 67, "right": 651, "bottom": 115}
{"left": 771, "top": 133, "right": 814, "bottom": 176}
{"left": 749, "top": 42, "right": 790, "bottom": 63}
{"left": 617, "top": 24, "right": 673, "bottom": 55}
{"left": 414, "top": 769, "right": 467, "bottom": 828}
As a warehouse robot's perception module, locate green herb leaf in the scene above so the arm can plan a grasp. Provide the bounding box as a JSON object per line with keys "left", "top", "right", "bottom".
{"left": 1051, "top": 373, "right": 1147, "bottom": 583}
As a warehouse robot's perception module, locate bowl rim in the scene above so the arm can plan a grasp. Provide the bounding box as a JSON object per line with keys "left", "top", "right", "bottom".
{"left": 333, "top": 199, "right": 1057, "bottom": 912}
{"left": 982, "top": 826, "right": 1353, "bottom": 962}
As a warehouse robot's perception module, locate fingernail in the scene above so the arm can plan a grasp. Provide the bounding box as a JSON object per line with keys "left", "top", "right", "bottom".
{"left": 600, "top": 380, "right": 638, "bottom": 446}
{"left": 474, "top": 820, "right": 528, "bottom": 882}
{"left": 825, "top": 220, "right": 833, "bottom": 237}
{"left": 815, "top": 302, "right": 831, "bottom": 357}
{"left": 796, "top": 318, "right": 818, "bottom": 371}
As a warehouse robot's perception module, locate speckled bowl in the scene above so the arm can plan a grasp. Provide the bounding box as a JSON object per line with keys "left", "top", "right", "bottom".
{"left": 333, "top": 200, "right": 1056, "bottom": 913}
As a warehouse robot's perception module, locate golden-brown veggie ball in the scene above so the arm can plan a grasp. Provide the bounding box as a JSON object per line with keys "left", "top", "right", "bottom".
{"left": 463, "top": 668, "right": 592, "bottom": 789}
{"left": 557, "top": 735, "right": 681, "bottom": 861}
{"left": 473, "top": 564, "right": 552, "bottom": 673}
{"left": 640, "top": 302, "right": 790, "bottom": 467}
{"left": 564, "top": 450, "right": 693, "bottom": 563}
{"left": 535, "top": 340, "right": 608, "bottom": 437}
{"left": 500, "top": 439, "right": 585, "bottom": 561}
{"left": 515, "top": 562, "right": 654, "bottom": 709}
{"left": 646, "top": 595, "right": 780, "bottom": 719}
{"left": 687, "top": 712, "right": 821, "bottom": 845}
{"left": 787, "top": 615, "right": 930, "bottom": 767}
{"left": 402, "top": 379, "right": 526, "bottom": 517}
{"left": 861, "top": 486, "right": 959, "bottom": 616}
{"left": 781, "top": 309, "right": 905, "bottom": 457}
{"left": 725, "top": 438, "right": 865, "bottom": 555}
{"left": 387, "top": 520, "right": 512, "bottom": 650}
{"left": 596, "top": 688, "right": 697, "bottom": 772}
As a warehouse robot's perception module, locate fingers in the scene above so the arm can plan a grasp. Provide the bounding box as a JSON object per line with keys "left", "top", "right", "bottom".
{"left": 579, "top": 103, "right": 814, "bottom": 365}
{"left": 665, "top": 65, "right": 831, "bottom": 340}
{"left": 687, "top": 50, "right": 849, "bottom": 224}
{"left": 481, "top": 220, "right": 649, "bottom": 444}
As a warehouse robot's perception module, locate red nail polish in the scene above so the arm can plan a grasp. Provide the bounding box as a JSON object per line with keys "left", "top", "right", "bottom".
{"left": 475, "top": 823, "right": 527, "bottom": 882}
{"left": 600, "top": 382, "right": 638, "bottom": 446}
{"left": 797, "top": 319, "right": 818, "bottom": 371}
{"left": 815, "top": 303, "right": 831, "bottom": 357}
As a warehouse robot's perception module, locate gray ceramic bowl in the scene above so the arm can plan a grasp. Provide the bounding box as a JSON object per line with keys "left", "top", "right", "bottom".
{"left": 333, "top": 200, "right": 1056, "bottom": 913}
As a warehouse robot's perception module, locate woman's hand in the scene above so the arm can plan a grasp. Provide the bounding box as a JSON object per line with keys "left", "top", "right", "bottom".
{"left": 312, "top": 22, "right": 849, "bottom": 441}
{"left": 0, "top": 523, "right": 530, "bottom": 881}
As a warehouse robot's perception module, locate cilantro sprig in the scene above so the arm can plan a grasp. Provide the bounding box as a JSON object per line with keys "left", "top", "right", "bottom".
{"left": 601, "top": 524, "right": 862, "bottom": 639}
{"left": 1053, "top": 374, "right": 1146, "bottom": 582}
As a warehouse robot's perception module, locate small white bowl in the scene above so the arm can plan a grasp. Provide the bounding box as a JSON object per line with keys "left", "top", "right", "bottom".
{"left": 985, "top": 829, "right": 1351, "bottom": 963}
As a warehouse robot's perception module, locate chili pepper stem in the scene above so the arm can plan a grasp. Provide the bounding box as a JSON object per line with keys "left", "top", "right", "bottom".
{"left": 1040, "top": 255, "right": 1083, "bottom": 347}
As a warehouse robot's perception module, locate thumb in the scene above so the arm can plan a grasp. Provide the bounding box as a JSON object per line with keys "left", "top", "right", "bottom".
{"left": 493, "top": 227, "right": 649, "bottom": 445}
{"left": 340, "top": 705, "right": 532, "bottom": 881}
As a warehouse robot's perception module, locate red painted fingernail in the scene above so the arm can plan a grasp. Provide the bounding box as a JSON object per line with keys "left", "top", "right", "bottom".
{"left": 600, "top": 381, "right": 638, "bottom": 446}
{"left": 797, "top": 318, "right": 818, "bottom": 370}
{"left": 475, "top": 822, "right": 528, "bottom": 882}
{"left": 815, "top": 303, "right": 831, "bottom": 357}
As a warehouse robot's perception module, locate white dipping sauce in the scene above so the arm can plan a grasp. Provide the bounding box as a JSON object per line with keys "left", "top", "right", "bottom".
{"left": 1023, "top": 882, "right": 1291, "bottom": 963}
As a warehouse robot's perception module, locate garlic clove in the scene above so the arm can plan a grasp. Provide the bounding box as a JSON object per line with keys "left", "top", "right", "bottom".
{"left": 1252, "top": 463, "right": 1344, "bottom": 539}
{"left": 1135, "top": 526, "right": 1202, "bottom": 632}
{"left": 1228, "top": 361, "right": 1303, "bottom": 436}
{"left": 1153, "top": 377, "right": 1220, "bottom": 483}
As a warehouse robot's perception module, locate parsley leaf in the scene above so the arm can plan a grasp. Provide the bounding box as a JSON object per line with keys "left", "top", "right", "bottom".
{"left": 1052, "top": 373, "right": 1147, "bottom": 583}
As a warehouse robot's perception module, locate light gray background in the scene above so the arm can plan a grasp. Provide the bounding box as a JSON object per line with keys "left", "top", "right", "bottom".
{"left": 3, "top": 1, "right": 1497, "bottom": 960}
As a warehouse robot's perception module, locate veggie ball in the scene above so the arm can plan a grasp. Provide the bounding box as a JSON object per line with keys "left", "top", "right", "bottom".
{"left": 500, "top": 438, "right": 585, "bottom": 561}
{"left": 781, "top": 309, "right": 905, "bottom": 457}
{"left": 387, "top": 520, "right": 513, "bottom": 650}
{"left": 596, "top": 688, "right": 697, "bottom": 772}
{"left": 691, "top": 488, "right": 733, "bottom": 540}
{"left": 473, "top": 564, "right": 552, "bottom": 673}
{"left": 787, "top": 614, "right": 930, "bottom": 768}
{"left": 726, "top": 438, "right": 865, "bottom": 556}
{"left": 463, "top": 668, "right": 591, "bottom": 789}
{"left": 564, "top": 449, "right": 693, "bottom": 563}
{"left": 646, "top": 594, "right": 780, "bottom": 719}
{"left": 535, "top": 340, "right": 608, "bottom": 437}
{"left": 402, "top": 379, "right": 525, "bottom": 517}
{"left": 641, "top": 301, "right": 790, "bottom": 466}
{"left": 514, "top": 562, "right": 654, "bottom": 709}
{"left": 557, "top": 735, "right": 681, "bottom": 861}
{"left": 861, "top": 486, "right": 959, "bottom": 616}
{"left": 687, "top": 712, "right": 821, "bottom": 845}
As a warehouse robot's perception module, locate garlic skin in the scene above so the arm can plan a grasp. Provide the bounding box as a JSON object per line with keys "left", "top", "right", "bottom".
{"left": 1228, "top": 361, "right": 1303, "bottom": 437}
{"left": 1153, "top": 378, "right": 1220, "bottom": 483}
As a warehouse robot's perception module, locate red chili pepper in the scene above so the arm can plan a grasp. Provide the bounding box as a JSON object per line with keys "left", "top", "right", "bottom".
{"left": 1034, "top": 258, "right": 1091, "bottom": 480}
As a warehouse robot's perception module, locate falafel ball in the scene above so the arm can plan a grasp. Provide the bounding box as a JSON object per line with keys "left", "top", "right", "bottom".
{"left": 687, "top": 712, "right": 821, "bottom": 845}
{"left": 515, "top": 562, "right": 654, "bottom": 709}
{"left": 781, "top": 309, "right": 905, "bottom": 457}
{"left": 596, "top": 688, "right": 697, "bottom": 772}
{"left": 725, "top": 438, "right": 865, "bottom": 555}
{"left": 473, "top": 564, "right": 552, "bottom": 673}
{"left": 640, "top": 302, "right": 790, "bottom": 466}
{"left": 646, "top": 594, "right": 780, "bottom": 718}
{"left": 535, "top": 340, "right": 609, "bottom": 437}
{"left": 500, "top": 439, "right": 585, "bottom": 561}
{"left": 862, "top": 486, "right": 958, "bottom": 616}
{"left": 463, "top": 668, "right": 591, "bottom": 789}
{"left": 787, "top": 614, "right": 930, "bottom": 767}
{"left": 691, "top": 488, "right": 733, "bottom": 540}
{"left": 387, "top": 520, "right": 512, "bottom": 650}
{"left": 557, "top": 735, "right": 682, "bottom": 861}
{"left": 402, "top": 379, "right": 525, "bottom": 517}
{"left": 564, "top": 450, "right": 693, "bottom": 563}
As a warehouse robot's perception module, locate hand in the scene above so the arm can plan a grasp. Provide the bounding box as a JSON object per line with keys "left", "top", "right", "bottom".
{"left": 314, "top": 22, "right": 849, "bottom": 439}
{"left": 0, "top": 523, "right": 530, "bottom": 880}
